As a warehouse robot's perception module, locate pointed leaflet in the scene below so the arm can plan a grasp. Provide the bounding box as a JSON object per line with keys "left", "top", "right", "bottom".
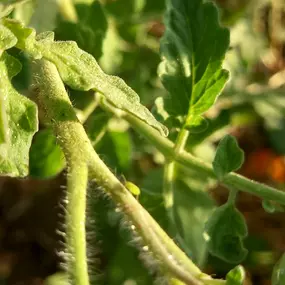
{"left": 213, "top": 135, "right": 244, "bottom": 180}
{"left": 204, "top": 203, "right": 248, "bottom": 263}
{"left": 3, "top": 19, "right": 168, "bottom": 137}
{"left": 0, "top": 52, "right": 38, "bottom": 176}
{"left": 159, "top": 0, "right": 229, "bottom": 119}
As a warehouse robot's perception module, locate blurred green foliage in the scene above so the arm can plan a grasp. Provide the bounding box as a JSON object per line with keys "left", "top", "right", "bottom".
{"left": 29, "top": 129, "right": 65, "bottom": 178}
{"left": 3, "top": 0, "right": 285, "bottom": 284}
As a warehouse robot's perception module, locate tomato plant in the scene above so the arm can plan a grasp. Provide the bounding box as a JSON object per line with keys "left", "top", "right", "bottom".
{"left": 0, "top": 0, "right": 285, "bottom": 284}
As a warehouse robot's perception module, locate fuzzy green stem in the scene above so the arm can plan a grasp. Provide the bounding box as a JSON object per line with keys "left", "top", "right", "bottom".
{"left": 163, "top": 127, "right": 189, "bottom": 259}
{"left": 164, "top": 128, "right": 189, "bottom": 209}
{"left": 227, "top": 189, "right": 238, "bottom": 205}
{"left": 32, "top": 60, "right": 90, "bottom": 285}
{"left": 31, "top": 60, "right": 215, "bottom": 285}
{"left": 163, "top": 162, "right": 175, "bottom": 209}
{"left": 99, "top": 99, "right": 285, "bottom": 205}
{"left": 87, "top": 153, "right": 203, "bottom": 285}
{"left": 66, "top": 162, "right": 89, "bottom": 285}
{"left": 175, "top": 128, "right": 190, "bottom": 154}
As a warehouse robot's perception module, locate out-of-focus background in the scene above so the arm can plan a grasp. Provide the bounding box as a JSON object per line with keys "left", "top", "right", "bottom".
{"left": 1, "top": 0, "right": 285, "bottom": 284}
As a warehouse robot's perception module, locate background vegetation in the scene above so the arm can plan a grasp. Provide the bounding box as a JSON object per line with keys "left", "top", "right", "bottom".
{"left": 0, "top": 0, "right": 285, "bottom": 284}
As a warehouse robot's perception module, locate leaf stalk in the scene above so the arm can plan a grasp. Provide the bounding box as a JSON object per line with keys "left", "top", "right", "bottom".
{"left": 100, "top": 99, "right": 285, "bottom": 205}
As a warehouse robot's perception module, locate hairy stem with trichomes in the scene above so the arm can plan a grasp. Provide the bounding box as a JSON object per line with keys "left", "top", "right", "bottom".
{"left": 31, "top": 59, "right": 223, "bottom": 285}
{"left": 32, "top": 60, "right": 90, "bottom": 285}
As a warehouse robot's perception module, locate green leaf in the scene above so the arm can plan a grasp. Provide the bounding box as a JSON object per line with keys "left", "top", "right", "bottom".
{"left": 96, "top": 130, "right": 132, "bottom": 172}
{"left": 29, "top": 129, "right": 65, "bottom": 178}
{"left": 158, "top": 0, "right": 230, "bottom": 118}
{"left": 99, "top": 20, "right": 122, "bottom": 73}
{"left": 253, "top": 92, "right": 285, "bottom": 154}
{"left": 144, "top": 0, "right": 164, "bottom": 13}
{"left": 187, "top": 109, "right": 231, "bottom": 148}
{"left": 106, "top": 240, "right": 153, "bottom": 285}
{"left": 85, "top": 110, "right": 110, "bottom": 146}
{"left": 0, "top": 92, "right": 7, "bottom": 145}
{"left": 8, "top": 47, "right": 32, "bottom": 91}
{"left": 55, "top": 1, "right": 107, "bottom": 59}
{"left": 139, "top": 168, "right": 169, "bottom": 230}
{"left": 212, "top": 135, "right": 244, "bottom": 180}
{"left": 0, "top": 24, "right": 18, "bottom": 143}
{"left": 173, "top": 180, "right": 215, "bottom": 266}
{"left": 153, "top": 97, "right": 185, "bottom": 130}
{"left": 0, "top": 52, "right": 38, "bottom": 176}
{"left": 226, "top": 265, "right": 245, "bottom": 285}
{"left": 140, "top": 166, "right": 216, "bottom": 266}
{"left": 105, "top": 0, "right": 145, "bottom": 19}
{"left": 140, "top": 168, "right": 164, "bottom": 197}
{"left": 184, "top": 116, "right": 208, "bottom": 133}
{"left": 2, "top": 19, "right": 41, "bottom": 58}
{"left": 3, "top": 19, "right": 168, "bottom": 136}
{"left": 204, "top": 203, "right": 248, "bottom": 263}
{"left": 0, "top": 24, "right": 17, "bottom": 56}
{"left": 272, "top": 253, "right": 285, "bottom": 285}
